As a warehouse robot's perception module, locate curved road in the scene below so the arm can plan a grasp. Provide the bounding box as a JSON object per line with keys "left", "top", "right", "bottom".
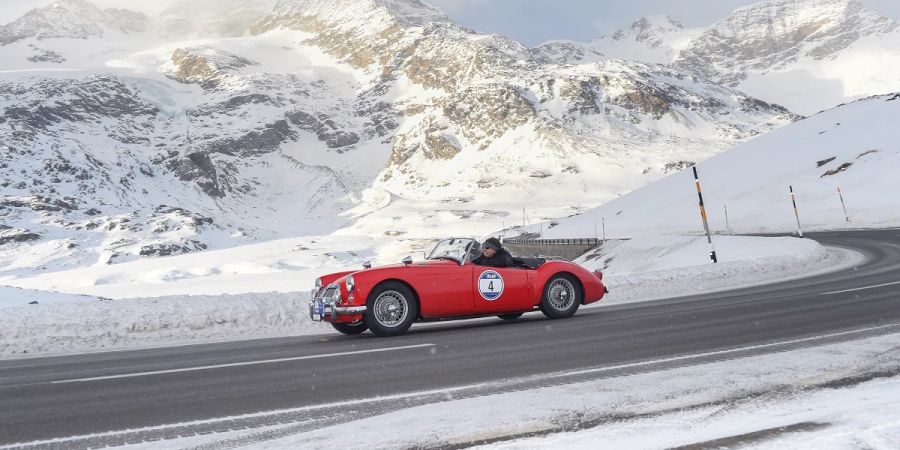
{"left": 2, "top": 229, "right": 900, "bottom": 448}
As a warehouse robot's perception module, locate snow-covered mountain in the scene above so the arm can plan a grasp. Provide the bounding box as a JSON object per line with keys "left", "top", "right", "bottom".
{"left": 0, "top": 0, "right": 150, "bottom": 45}
{"left": 675, "top": 0, "right": 900, "bottom": 114}
{"left": 541, "top": 0, "right": 900, "bottom": 115}
{"left": 0, "top": 0, "right": 796, "bottom": 275}
{"left": 536, "top": 16, "right": 702, "bottom": 65}
{"left": 545, "top": 92, "right": 900, "bottom": 239}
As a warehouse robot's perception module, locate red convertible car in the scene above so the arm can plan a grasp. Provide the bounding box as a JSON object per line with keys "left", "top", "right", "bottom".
{"left": 309, "top": 238, "right": 608, "bottom": 336}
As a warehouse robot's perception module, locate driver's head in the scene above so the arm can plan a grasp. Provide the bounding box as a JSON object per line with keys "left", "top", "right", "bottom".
{"left": 482, "top": 237, "right": 502, "bottom": 257}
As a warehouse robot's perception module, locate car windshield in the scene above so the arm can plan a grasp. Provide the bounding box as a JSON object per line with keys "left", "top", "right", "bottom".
{"left": 426, "top": 238, "right": 479, "bottom": 264}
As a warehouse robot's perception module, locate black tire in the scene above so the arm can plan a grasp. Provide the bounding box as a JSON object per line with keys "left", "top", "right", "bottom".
{"left": 540, "top": 274, "right": 582, "bottom": 319}
{"left": 497, "top": 313, "right": 524, "bottom": 321}
{"left": 365, "top": 281, "right": 418, "bottom": 337}
{"left": 331, "top": 321, "right": 368, "bottom": 335}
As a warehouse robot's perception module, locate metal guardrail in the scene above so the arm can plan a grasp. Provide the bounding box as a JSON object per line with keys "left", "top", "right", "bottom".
{"left": 502, "top": 238, "right": 601, "bottom": 246}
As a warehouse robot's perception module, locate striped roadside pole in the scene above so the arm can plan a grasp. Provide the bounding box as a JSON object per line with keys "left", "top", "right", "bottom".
{"left": 790, "top": 185, "right": 804, "bottom": 238}
{"left": 724, "top": 202, "right": 731, "bottom": 233}
{"left": 692, "top": 166, "right": 718, "bottom": 263}
{"left": 837, "top": 187, "right": 851, "bottom": 225}
{"left": 602, "top": 218, "right": 606, "bottom": 244}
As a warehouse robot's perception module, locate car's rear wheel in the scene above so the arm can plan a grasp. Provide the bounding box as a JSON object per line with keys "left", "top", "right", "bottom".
{"left": 365, "top": 281, "right": 418, "bottom": 337}
{"left": 497, "top": 313, "right": 523, "bottom": 320}
{"left": 331, "top": 321, "right": 368, "bottom": 335}
{"left": 540, "top": 274, "right": 581, "bottom": 319}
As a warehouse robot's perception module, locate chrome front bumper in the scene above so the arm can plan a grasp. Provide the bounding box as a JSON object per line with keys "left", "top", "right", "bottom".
{"left": 309, "top": 293, "right": 367, "bottom": 322}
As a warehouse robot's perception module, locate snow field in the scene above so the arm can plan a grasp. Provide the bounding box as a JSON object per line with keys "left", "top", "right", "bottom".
{"left": 545, "top": 94, "right": 900, "bottom": 240}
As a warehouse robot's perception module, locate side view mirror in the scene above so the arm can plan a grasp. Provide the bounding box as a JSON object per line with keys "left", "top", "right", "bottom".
{"left": 402, "top": 256, "right": 413, "bottom": 266}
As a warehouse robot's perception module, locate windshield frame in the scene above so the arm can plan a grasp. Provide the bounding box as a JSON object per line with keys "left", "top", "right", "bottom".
{"left": 426, "top": 238, "right": 478, "bottom": 265}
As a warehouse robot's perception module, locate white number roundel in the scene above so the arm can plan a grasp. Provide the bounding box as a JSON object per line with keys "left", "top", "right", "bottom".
{"left": 478, "top": 270, "right": 504, "bottom": 301}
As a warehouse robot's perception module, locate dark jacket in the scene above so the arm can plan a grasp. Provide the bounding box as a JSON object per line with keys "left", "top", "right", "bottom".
{"left": 472, "top": 247, "right": 514, "bottom": 268}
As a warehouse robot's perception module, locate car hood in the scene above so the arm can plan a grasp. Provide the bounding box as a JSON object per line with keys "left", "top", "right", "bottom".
{"left": 353, "top": 258, "right": 462, "bottom": 275}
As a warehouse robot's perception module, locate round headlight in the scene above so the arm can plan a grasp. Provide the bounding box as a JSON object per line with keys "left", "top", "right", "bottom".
{"left": 346, "top": 274, "right": 355, "bottom": 292}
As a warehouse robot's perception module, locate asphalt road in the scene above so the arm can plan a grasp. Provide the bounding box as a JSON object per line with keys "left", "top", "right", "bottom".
{"left": 2, "top": 229, "right": 900, "bottom": 448}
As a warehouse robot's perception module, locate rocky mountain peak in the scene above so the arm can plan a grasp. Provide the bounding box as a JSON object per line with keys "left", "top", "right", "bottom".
{"left": 713, "top": 0, "right": 896, "bottom": 40}
{"left": 250, "top": 0, "right": 452, "bottom": 71}
{"left": 157, "top": 0, "right": 278, "bottom": 38}
{"left": 259, "top": 0, "right": 447, "bottom": 30}
{"left": 675, "top": 0, "right": 899, "bottom": 84}
{"left": 0, "top": 0, "right": 150, "bottom": 45}
{"left": 613, "top": 15, "right": 685, "bottom": 41}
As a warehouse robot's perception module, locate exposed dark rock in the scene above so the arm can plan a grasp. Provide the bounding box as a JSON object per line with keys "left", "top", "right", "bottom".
{"left": 168, "top": 152, "right": 223, "bottom": 197}
{"left": 27, "top": 47, "right": 65, "bottom": 63}
{"left": 191, "top": 94, "right": 278, "bottom": 117}
{"left": 0, "top": 231, "right": 40, "bottom": 245}
{"left": 154, "top": 205, "right": 213, "bottom": 226}
{"left": 0, "top": 77, "right": 158, "bottom": 130}
{"left": 139, "top": 240, "right": 208, "bottom": 257}
{"left": 286, "top": 110, "right": 360, "bottom": 148}
{"left": 205, "top": 120, "right": 295, "bottom": 156}
{"left": 817, "top": 156, "right": 837, "bottom": 167}
{"left": 857, "top": 149, "right": 879, "bottom": 159}
{"left": 821, "top": 162, "right": 853, "bottom": 177}
{"left": 663, "top": 161, "right": 695, "bottom": 173}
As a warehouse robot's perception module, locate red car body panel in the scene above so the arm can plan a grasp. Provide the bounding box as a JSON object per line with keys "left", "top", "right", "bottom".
{"left": 315, "top": 257, "right": 606, "bottom": 325}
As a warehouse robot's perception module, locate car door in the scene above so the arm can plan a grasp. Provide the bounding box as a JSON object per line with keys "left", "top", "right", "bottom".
{"left": 471, "top": 265, "right": 532, "bottom": 314}
{"left": 412, "top": 262, "right": 475, "bottom": 318}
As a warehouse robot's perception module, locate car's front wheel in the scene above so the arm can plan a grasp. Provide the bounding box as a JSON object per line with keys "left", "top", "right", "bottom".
{"left": 365, "top": 281, "right": 418, "bottom": 337}
{"left": 331, "top": 321, "right": 368, "bottom": 335}
{"left": 540, "top": 274, "right": 582, "bottom": 319}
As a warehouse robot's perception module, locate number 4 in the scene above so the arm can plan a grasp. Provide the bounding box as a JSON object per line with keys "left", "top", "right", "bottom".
{"left": 488, "top": 281, "right": 494, "bottom": 290}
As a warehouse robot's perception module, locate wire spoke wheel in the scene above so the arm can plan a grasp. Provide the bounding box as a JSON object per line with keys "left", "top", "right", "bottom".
{"left": 547, "top": 278, "right": 575, "bottom": 311}
{"left": 540, "top": 274, "right": 581, "bottom": 319}
{"left": 366, "top": 282, "right": 418, "bottom": 337}
{"left": 372, "top": 290, "right": 409, "bottom": 328}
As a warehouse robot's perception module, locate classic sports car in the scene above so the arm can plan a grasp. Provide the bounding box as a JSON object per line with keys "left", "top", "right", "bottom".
{"left": 309, "top": 238, "right": 608, "bottom": 337}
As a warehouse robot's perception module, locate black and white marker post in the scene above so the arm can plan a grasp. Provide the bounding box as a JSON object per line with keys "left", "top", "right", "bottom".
{"left": 790, "top": 185, "right": 804, "bottom": 238}
{"left": 837, "top": 187, "right": 851, "bottom": 225}
{"left": 692, "top": 166, "right": 718, "bottom": 263}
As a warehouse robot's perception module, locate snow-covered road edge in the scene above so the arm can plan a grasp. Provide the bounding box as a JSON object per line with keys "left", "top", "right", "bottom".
{"left": 600, "top": 244, "right": 862, "bottom": 306}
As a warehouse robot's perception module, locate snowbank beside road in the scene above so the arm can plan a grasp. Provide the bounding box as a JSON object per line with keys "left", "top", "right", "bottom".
{"left": 0, "top": 235, "right": 855, "bottom": 358}
{"left": 583, "top": 235, "right": 861, "bottom": 305}
{"left": 0, "top": 293, "right": 330, "bottom": 357}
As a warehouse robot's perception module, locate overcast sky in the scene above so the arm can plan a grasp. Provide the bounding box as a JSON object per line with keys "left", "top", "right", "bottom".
{"left": 3, "top": 0, "right": 900, "bottom": 47}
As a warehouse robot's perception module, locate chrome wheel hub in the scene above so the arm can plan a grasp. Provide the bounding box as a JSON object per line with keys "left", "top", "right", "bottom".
{"left": 373, "top": 291, "right": 408, "bottom": 328}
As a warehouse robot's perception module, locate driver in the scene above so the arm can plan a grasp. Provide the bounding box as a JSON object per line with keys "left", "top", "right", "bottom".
{"left": 472, "top": 237, "right": 514, "bottom": 268}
